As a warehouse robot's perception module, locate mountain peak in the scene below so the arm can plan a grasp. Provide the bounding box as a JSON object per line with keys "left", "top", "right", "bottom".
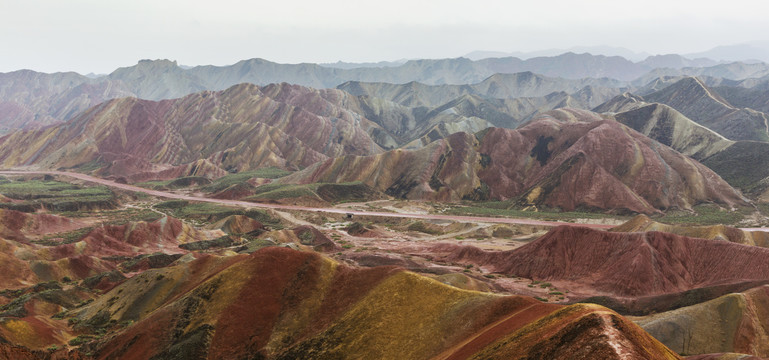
{"left": 136, "top": 59, "right": 179, "bottom": 67}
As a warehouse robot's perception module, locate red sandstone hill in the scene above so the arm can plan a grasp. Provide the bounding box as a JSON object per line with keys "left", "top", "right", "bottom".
{"left": 430, "top": 225, "right": 769, "bottom": 298}
{"left": 0, "top": 211, "right": 220, "bottom": 290}
{"left": 282, "top": 108, "right": 746, "bottom": 213}
{"left": 0, "top": 83, "right": 385, "bottom": 181}
{"left": 22, "top": 247, "right": 676, "bottom": 359}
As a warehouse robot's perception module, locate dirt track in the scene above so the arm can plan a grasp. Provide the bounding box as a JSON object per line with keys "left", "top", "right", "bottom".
{"left": 0, "top": 170, "right": 617, "bottom": 229}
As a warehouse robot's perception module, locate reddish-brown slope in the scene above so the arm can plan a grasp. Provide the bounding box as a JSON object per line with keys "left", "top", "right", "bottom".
{"left": 0, "top": 209, "right": 83, "bottom": 243}
{"left": 0, "top": 83, "right": 385, "bottom": 180}
{"left": 432, "top": 225, "right": 769, "bottom": 297}
{"left": 477, "top": 109, "right": 745, "bottom": 213}
{"left": 284, "top": 131, "right": 481, "bottom": 201}
{"left": 0, "top": 210, "right": 104, "bottom": 288}
{"left": 284, "top": 108, "right": 746, "bottom": 213}
{"left": 0, "top": 213, "right": 218, "bottom": 290}
{"left": 0, "top": 343, "right": 86, "bottom": 360}
{"left": 46, "top": 216, "right": 216, "bottom": 260}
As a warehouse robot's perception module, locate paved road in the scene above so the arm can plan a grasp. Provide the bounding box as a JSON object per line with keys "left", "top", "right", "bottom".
{"left": 0, "top": 170, "right": 620, "bottom": 230}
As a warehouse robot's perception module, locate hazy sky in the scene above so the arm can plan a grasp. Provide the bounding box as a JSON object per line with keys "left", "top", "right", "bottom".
{"left": 2, "top": 0, "right": 768, "bottom": 74}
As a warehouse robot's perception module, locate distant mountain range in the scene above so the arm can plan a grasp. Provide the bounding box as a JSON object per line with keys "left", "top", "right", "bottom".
{"left": 3, "top": 52, "right": 769, "bottom": 135}
{"left": 465, "top": 43, "right": 769, "bottom": 64}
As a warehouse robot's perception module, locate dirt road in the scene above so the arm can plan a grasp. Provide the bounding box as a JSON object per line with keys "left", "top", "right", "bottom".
{"left": 0, "top": 170, "right": 618, "bottom": 229}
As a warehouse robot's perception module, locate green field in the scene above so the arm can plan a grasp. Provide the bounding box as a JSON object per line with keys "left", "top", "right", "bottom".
{"left": 0, "top": 178, "right": 117, "bottom": 212}
{"left": 201, "top": 168, "right": 293, "bottom": 193}
{"left": 442, "top": 201, "right": 629, "bottom": 222}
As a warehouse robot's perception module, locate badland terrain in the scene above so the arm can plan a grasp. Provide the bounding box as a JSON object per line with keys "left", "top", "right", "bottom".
{"left": 2, "top": 52, "right": 769, "bottom": 359}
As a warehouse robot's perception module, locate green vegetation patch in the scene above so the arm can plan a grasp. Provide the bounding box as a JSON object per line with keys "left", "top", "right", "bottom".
{"left": 155, "top": 200, "right": 281, "bottom": 227}
{"left": 134, "top": 179, "right": 173, "bottom": 190}
{"left": 315, "top": 182, "right": 386, "bottom": 203}
{"left": 406, "top": 221, "right": 442, "bottom": 235}
{"left": 36, "top": 226, "right": 96, "bottom": 246}
{"left": 0, "top": 180, "right": 110, "bottom": 199}
{"left": 201, "top": 168, "right": 292, "bottom": 194}
{"left": 167, "top": 176, "right": 211, "bottom": 189}
{"left": 655, "top": 204, "right": 754, "bottom": 226}
{"left": 244, "top": 183, "right": 321, "bottom": 201}
{"left": 0, "top": 179, "right": 116, "bottom": 212}
{"left": 0, "top": 282, "right": 84, "bottom": 318}
{"left": 243, "top": 181, "right": 384, "bottom": 203}
{"left": 69, "top": 335, "right": 95, "bottom": 347}
{"left": 179, "top": 235, "right": 241, "bottom": 251}
{"left": 443, "top": 201, "right": 628, "bottom": 222}
{"left": 448, "top": 201, "right": 755, "bottom": 226}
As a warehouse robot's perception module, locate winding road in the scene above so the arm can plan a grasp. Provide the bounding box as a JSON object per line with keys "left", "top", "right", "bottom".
{"left": 0, "top": 169, "right": 625, "bottom": 230}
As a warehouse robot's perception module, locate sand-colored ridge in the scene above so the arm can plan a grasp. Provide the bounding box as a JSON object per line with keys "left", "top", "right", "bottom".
{"left": 613, "top": 215, "right": 769, "bottom": 248}
{"left": 634, "top": 285, "right": 769, "bottom": 357}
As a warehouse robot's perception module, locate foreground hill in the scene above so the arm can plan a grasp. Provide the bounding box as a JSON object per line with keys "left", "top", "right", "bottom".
{"left": 430, "top": 225, "right": 769, "bottom": 298}
{"left": 24, "top": 247, "right": 676, "bottom": 359}
{"left": 634, "top": 285, "right": 769, "bottom": 357}
{"left": 0, "top": 83, "right": 387, "bottom": 181}
{"left": 282, "top": 108, "right": 746, "bottom": 213}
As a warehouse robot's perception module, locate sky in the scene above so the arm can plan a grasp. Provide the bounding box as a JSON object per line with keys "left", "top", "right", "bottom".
{"left": 2, "top": 0, "right": 769, "bottom": 74}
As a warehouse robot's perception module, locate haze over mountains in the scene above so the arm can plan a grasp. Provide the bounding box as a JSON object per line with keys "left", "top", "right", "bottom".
{"left": 6, "top": 51, "right": 769, "bottom": 135}
{"left": 466, "top": 43, "right": 769, "bottom": 63}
